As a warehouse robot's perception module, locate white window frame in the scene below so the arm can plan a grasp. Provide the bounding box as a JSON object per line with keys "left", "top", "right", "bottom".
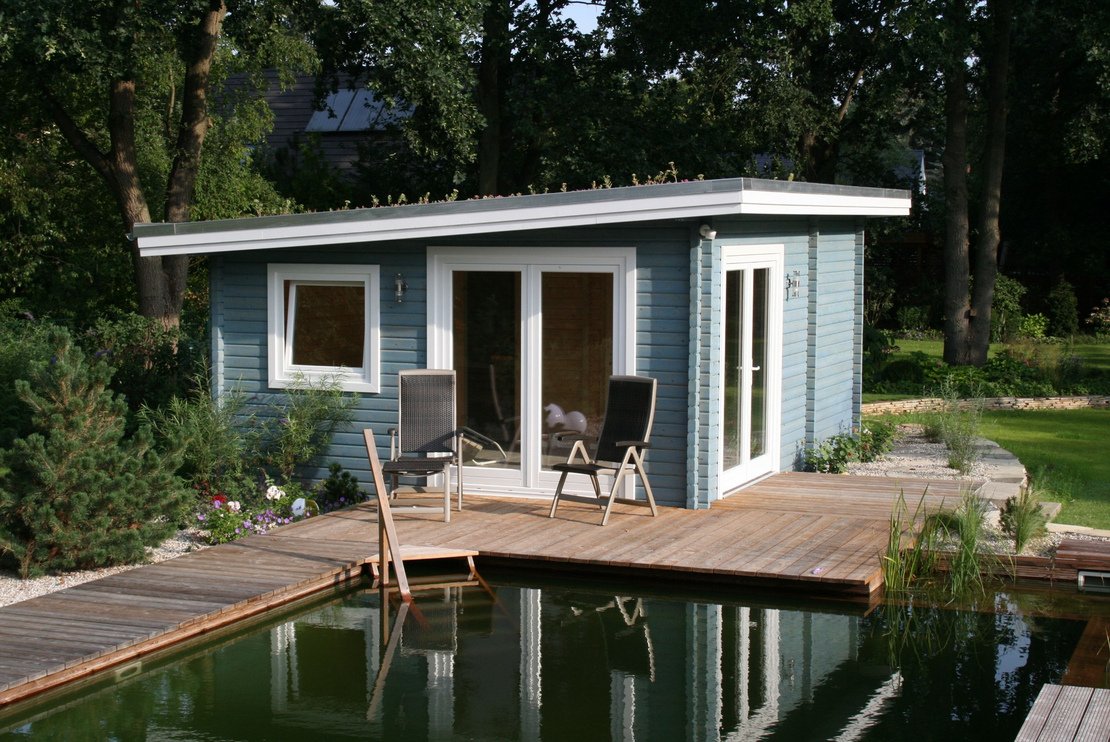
{"left": 267, "top": 263, "right": 380, "bottom": 393}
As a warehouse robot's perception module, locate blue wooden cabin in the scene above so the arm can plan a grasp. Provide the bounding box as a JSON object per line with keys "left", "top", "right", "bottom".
{"left": 135, "top": 178, "right": 910, "bottom": 509}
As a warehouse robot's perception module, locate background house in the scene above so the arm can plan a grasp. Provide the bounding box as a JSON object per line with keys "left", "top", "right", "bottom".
{"left": 135, "top": 178, "right": 911, "bottom": 508}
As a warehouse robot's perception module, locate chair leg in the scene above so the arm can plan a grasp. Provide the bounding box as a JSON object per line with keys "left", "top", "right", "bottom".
{"left": 631, "top": 449, "right": 658, "bottom": 517}
{"left": 549, "top": 471, "right": 570, "bottom": 518}
{"left": 443, "top": 467, "right": 451, "bottom": 523}
{"left": 600, "top": 467, "right": 629, "bottom": 526}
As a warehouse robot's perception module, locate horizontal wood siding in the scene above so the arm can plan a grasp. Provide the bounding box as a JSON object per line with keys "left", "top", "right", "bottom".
{"left": 810, "top": 223, "right": 860, "bottom": 443}
{"left": 212, "top": 224, "right": 691, "bottom": 506}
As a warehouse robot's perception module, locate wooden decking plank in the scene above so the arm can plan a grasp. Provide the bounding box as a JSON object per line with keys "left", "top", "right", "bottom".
{"left": 709, "top": 514, "right": 832, "bottom": 575}
{"left": 649, "top": 511, "right": 795, "bottom": 570}
{"left": 1075, "top": 688, "right": 1110, "bottom": 742}
{"left": 796, "top": 518, "right": 889, "bottom": 581}
{"left": 625, "top": 512, "right": 745, "bottom": 569}
{"left": 1016, "top": 684, "right": 1061, "bottom": 741}
{"left": 1040, "top": 685, "right": 1092, "bottom": 742}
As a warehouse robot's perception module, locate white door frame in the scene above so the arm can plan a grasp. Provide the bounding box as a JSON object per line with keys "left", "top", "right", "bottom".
{"left": 427, "top": 246, "right": 636, "bottom": 497}
{"left": 719, "top": 244, "right": 784, "bottom": 493}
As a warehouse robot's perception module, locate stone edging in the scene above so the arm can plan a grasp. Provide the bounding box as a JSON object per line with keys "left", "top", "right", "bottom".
{"left": 862, "top": 395, "right": 1110, "bottom": 416}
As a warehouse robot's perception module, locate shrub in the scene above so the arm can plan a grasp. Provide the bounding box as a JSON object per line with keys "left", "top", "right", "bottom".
{"left": 999, "top": 488, "right": 1048, "bottom": 553}
{"left": 83, "top": 314, "right": 205, "bottom": 420}
{"left": 0, "top": 326, "right": 189, "bottom": 577}
{"left": 991, "top": 274, "right": 1027, "bottom": 342}
{"left": 0, "top": 317, "right": 55, "bottom": 448}
{"left": 140, "top": 377, "right": 261, "bottom": 510}
{"left": 259, "top": 374, "right": 359, "bottom": 483}
{"left": 1086, "top": 298, "right": 1110, "bottom": 337}
{"left": 896, "top": 305, "right": 931, "bottom": 332}
{"left": 804, "top": 431, "right": 862, "bottom": 473}
{"left": 859, "top": 419, "right": 899, "bottom": 462}
{"left": 314, "top": 462, "right": 364, "bottom": 511}
{"left": 1045, "top": 278, "right": 1079, "bottom": 337}
{"left": 1019, "top": 313, "right": 1049, "bottom": 340}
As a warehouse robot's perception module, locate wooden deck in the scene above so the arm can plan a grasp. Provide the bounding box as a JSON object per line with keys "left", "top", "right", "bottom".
{"left": 1016, "top": 684, "right": 1110, "bottom": 741}
{"left": 0, "top": 472, "right": 964, "bottom": 709}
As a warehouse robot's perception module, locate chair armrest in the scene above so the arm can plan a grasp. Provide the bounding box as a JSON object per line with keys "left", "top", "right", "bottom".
{"left": 615, "top": 440, "right": 652, "bottom": 449}
{"left": 554, "top": 432, "right": 598, "bottom": 443}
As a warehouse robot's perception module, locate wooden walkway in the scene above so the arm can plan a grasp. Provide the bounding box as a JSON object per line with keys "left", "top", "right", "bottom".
{"left": 0, "top": 472, "right": 964, "bottom": 709}
{"left": 1016, "top": 684, "right": 1110, "bottom": 741}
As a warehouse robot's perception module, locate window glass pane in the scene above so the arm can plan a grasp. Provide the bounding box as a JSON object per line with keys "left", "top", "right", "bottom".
{"left": 453, "top": 271, "right": 522, "bottom": 470}
{"left": 287, "top": 282, "right": 365, "bottom": 368}
{"left": 541, "top": 272, "right": 612, "bottom": 469}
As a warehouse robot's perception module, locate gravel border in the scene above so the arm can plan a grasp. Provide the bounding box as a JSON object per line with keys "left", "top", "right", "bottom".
{"left": 0, "top": 530, "right": 208, "bottom": 608}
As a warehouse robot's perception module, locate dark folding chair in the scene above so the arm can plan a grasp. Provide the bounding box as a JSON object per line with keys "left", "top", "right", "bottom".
{"left": 548, "top": 375, "right": 659, "bottom": 526}
{"left": 384, "top": 370, "right": 463, "bottom": 522}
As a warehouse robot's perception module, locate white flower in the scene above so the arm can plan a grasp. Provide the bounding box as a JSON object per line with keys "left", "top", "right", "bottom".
{"left": 266, "top": 485, "right": 285, "bottom": 501}
{"left": 227, "top": 501, "right": 241, "bottom": 513}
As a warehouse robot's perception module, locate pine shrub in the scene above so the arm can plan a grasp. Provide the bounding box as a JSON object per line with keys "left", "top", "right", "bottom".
{"left": 0, "top": 327, "right": 189, "bottom": 577}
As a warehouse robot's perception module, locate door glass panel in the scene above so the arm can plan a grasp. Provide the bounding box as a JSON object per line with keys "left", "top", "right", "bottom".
{"left": 453, "top": 271, "right": 521, "bottom": 470}
{"left": 541, "top": 273, "right": 613, "bottom": 469}
{"left": 750, "top": 268, "right": 768, "bottom": 459}
{"left": 723, "top": 270, "right": 742, "bottom": 470}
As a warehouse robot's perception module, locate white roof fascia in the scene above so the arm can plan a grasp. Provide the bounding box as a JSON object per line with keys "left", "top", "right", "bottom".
{"left": 136, "top": 185, "right": 911, "bottom": 258}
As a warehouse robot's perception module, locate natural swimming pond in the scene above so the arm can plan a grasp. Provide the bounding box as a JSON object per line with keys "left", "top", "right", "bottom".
{"left": 0, "top": 571, "right": 1101, "bottom": 741}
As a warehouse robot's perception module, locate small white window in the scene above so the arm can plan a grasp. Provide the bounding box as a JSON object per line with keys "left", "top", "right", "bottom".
{"left": 267, "top": 264, "right": 380, "bottom": 393}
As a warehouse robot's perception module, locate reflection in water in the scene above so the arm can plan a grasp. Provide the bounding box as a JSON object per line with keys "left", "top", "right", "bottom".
{"left": 0, "top": 579, "right": 1088, "bottom": 741}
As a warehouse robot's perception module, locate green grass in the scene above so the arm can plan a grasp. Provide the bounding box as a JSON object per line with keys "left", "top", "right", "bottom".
{"left": 981, "top": 408, "right": 1110, "bottom": 529}
{"left": 889, "top": 337, "right": 1110, "bottom": 371}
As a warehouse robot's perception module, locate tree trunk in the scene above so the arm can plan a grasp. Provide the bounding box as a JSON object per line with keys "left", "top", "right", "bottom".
{"left": 969, "top": 0, "right": 1012, "bottom": 365}
{"left": 941, "top": 59, "right": 972, "bottom": 366}
{"left": 477, "top": 0, "right": 510, "bottom": 196}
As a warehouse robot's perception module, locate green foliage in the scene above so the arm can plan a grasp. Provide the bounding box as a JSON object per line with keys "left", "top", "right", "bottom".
{"left": 934, "top": 488, "right": 990, "bottom": 598}
{"left": 1019, "top": 313, "right": 1049, "bottom": 340}
{"left": 882, "top": 490, "right": 940, "bottom": 596}
{"left": 0, "top": 316, "right": 55, "bottom": 448}
{"left": 999, "top": 488, "right": 1049, "bottom": 554}
{"left": 83, "top": 314, "right": 205, "bottom": 419}
{"left": 1045, "top": 278, "right": 1080, "bottom": 337}
{"left": 921, "top": 378, "right": 983, "bottom": 474}
{"left": 991, "top": 275, "right": 1027, "bottom": 342}
{"left": 896, "top": 306, "right": 932, "bottom": 332}
{"left": 862, "top": 324, "right": 894, "bottom": 388}
{"left": 261, "top": 375, "right": 359, "bottom": 483}
{"left": 804, "top": 423, "right": 898, "bottom": 474}
{"left": 1088, "top": 299, "right": 1110, "bottom": 337}
{"left": 140, "top": 379, "right": 261, "bottom": 511}
{"left": 0, "top": 326, "right": 188, "bottom": 577}
{"left": 315, "top": 462, "right": 364, "bottom": 511}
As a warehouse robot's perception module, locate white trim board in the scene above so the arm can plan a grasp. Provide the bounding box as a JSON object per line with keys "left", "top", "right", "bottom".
{"left": 135, "top": 179, "right": 912, "bottom": 257}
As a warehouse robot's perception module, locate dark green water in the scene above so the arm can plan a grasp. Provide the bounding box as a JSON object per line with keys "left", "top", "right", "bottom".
{"left": 0, "top": 574, "right": 1096, "bottom": 741}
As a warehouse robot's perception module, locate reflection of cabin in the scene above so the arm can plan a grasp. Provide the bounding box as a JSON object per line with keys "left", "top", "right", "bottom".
{"left": 135, "top": 178, "right": 911, "bottom": 506}
{"left": 257, "top": 585, "right": 896, "bottom": 739}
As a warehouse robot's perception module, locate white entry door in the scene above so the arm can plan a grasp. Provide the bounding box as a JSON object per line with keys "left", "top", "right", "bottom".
{"left": 720, "top": 246, "right": 783, "bottom": 492}
{"left": 427, "top": 247, "right": 635, "bottom": 497}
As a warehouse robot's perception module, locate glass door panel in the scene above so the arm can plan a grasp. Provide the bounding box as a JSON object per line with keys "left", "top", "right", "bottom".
{"left": 453, "top": 271, "right": 522, "bottom": 470}
{"left": 721, "top": 251, "right": 780, "bottom": 492}
{"left": 750, "top": 268, "right": 768, "bottom": 459}
{"left": 723, "top": 270, "right": 743, "bottom": 471}
{"left": 540, "top": 273, "right": 613, "bottom": 470}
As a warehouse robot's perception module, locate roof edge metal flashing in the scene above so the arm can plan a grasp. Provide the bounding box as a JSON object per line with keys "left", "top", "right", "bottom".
{"left": 135, "top": 178, "right": 912, "bottom": 257}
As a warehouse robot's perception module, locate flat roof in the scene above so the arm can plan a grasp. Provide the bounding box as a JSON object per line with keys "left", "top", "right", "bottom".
{"left": 134, "top": 177, "right": 912, "bottom": 257}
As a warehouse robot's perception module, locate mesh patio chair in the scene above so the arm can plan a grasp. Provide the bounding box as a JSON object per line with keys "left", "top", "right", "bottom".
{"left": 547, "top": 375, "right": 659, "bottom": 526}
{"left": 384, "top": 370, "right": 463, "bottom": 522}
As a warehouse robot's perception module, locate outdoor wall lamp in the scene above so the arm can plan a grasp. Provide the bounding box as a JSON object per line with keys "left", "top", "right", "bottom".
{"left": 395, "top": 273, "right": 408, "bottom": 303}
{"left": 699, "top": 224, "right": 717, "bottom": 241}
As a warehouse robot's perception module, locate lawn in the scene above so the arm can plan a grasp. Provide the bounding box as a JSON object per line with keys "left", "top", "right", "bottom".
{"left": 890, "top": 337, "right": 1110, "bottom": 370}
{"left": 980, "top": 408, "right": 1110, "bottom": 529}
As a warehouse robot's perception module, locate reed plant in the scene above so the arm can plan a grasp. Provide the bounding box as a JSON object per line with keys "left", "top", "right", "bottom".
{"left": 882, "top": 489, "right": 940, "bottom": 595}
{"left": 935, "top": 487, "right": 991, "bottom": 597}
{"left": 999, "top": 485, "right": 1049, "bottom": 553}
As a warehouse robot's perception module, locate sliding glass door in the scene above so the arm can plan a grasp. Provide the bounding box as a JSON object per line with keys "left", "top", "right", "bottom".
{"left": 428, "top": 248, "right": 634, "bottom": 496}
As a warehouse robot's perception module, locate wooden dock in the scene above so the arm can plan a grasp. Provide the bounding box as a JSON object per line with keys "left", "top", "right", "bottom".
{"left": 0, "top": 472, "right": 965, "bottom": 709}
{"left": 1016, "top": 684, "right": 1110, "bottom": 741}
